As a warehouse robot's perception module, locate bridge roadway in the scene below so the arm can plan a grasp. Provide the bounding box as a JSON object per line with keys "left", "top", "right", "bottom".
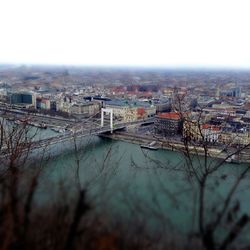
{"left": 31, "top": 118, "right": 154, "bottom": 149}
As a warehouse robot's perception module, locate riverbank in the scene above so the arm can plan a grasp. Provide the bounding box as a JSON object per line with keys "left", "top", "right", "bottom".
{"left": 100, "top": 131, "right": 250, "bottom": 163}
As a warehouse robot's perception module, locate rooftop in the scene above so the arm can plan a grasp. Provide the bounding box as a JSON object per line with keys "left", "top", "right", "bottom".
{"left": 157, "top": 112, "right": 181, "bottom": 120}
{"left": 106, "top": 99, "right": 152, "bottom": 108}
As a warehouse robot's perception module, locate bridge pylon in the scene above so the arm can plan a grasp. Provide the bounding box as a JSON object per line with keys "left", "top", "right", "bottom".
{"left": 101, "top": 108, "right": 113, "bottom": 133}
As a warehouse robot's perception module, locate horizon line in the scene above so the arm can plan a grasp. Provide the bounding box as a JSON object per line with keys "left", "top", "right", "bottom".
{"left": 1, "top": 62, "right": 250, "bottom": 71}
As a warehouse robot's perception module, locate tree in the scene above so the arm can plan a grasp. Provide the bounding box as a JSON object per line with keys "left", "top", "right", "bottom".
{"left": 0, "top": 116, "right": 123, "bottom": 250}
{"left": 181, "top": 113, "right": 250, "bottom": 250}
{"left": 0, "top": 117, "right": 46, "bottom": 249}
{"left": 154, "top": 96, "right": 250, "bottom": 250}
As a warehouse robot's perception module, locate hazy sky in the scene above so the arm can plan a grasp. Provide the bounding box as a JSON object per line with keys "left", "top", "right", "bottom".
{"left": 1, "top": 0, "right": 250, "bottom": 68}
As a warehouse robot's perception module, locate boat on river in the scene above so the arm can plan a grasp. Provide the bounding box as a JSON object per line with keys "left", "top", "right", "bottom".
{"left": 225, "top": 154, "right": 241, "bottom": 164}
{"left": 29, "top": 121, "right": 47, "bottom": 129}
{"left": 140, "top": 141, "right": 159, "bottom": 150}
{"left": 51, "top": 127, "right": 66, "bottom": 133}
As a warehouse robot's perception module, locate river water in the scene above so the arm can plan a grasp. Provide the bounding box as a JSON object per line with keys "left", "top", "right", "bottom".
{"left": 2, "top": 118, "right": 249, "bottom": 243}
{"left": 34, "top": 135, "right": 250, "bottom": 243}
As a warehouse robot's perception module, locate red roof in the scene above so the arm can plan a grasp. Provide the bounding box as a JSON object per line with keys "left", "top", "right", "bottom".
{"left": 157, "top": 112, "right": 181, "bottom": 120}
{"left": 212, "top": 127, "right": 221, "bottom": 131}
{"left": 202, "top": 124, "right": 221, "bottom": 131}
{"left": 202, "top": 124, "right": 211, "bottom": 129}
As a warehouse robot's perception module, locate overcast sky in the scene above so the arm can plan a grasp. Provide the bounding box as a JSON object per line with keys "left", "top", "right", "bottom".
{"left": 0, "top": 0, "right": 250, "bottom": 68}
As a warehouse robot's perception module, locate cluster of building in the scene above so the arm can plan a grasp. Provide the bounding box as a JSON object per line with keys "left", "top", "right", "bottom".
{"left": 0, "top": 90, "right": 158, "bottom": 122}
{"left": 154, "top": 85, "right": 250, "bottom": 146}
{"left": 0, "top": 74, "right": 250, "bottom": 146}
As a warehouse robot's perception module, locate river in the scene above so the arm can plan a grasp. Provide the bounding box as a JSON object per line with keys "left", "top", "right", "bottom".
{"left": 34, "top": 135, "right": 250, "bottom": 244}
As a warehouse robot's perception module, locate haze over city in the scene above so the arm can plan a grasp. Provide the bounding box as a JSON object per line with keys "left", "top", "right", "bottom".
{"left": 1, "top": 0, "right": 250, "bottom": 68}
{"left": 1, "top": 1, "right": 250, "bottom": 250}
